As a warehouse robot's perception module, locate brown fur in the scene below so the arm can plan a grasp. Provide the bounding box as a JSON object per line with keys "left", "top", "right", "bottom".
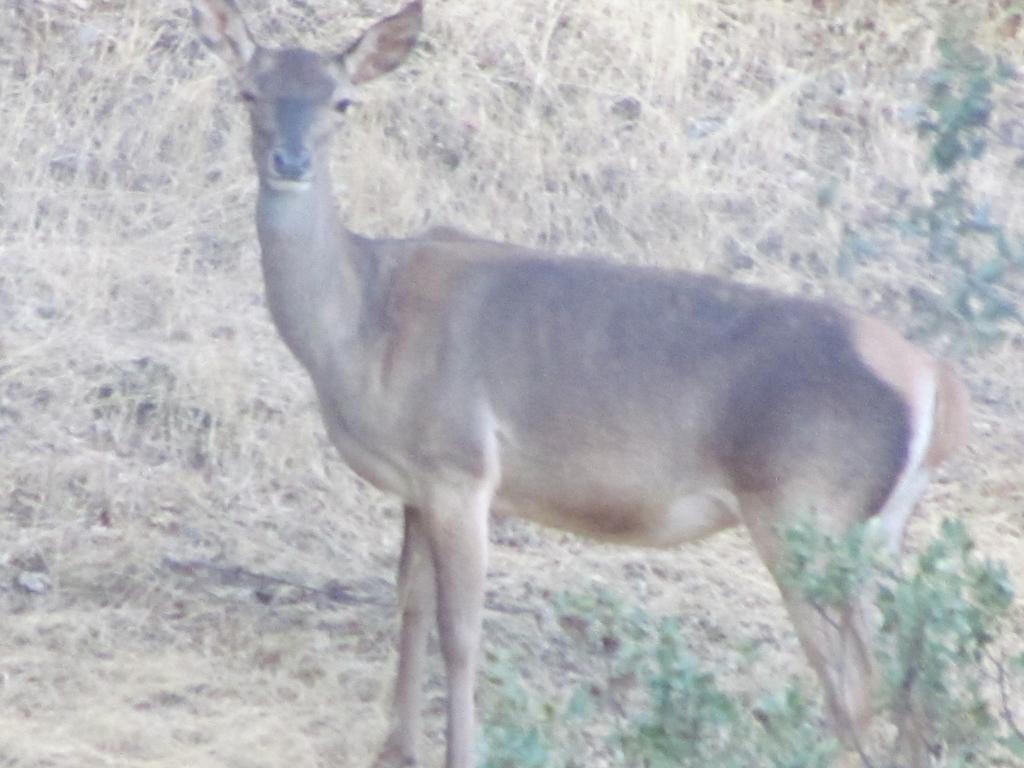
{"left": 848, "top": 312, "right": 971, "bottom": 474}
{"left": 927, "top": 360, "right": 972, "bottom": 467}
{"left": 379, "top": 249, "right": 471, "bottom": 387}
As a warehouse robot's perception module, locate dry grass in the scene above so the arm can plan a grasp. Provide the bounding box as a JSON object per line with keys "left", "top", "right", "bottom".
{"left": 1, "top": 0, "right": 1022, "bottom": 765}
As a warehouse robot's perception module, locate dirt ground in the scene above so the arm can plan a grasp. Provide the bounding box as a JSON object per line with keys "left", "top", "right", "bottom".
{"left": 1, "top": 0, "right": 1022, "bottom": 766}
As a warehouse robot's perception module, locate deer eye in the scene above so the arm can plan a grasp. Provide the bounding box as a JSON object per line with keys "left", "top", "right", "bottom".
{"left": 334, "top": 98, "right": 353, "bottom": 113}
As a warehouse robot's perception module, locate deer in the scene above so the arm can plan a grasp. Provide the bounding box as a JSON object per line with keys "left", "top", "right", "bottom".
{"left": 189, "top": 2, "right": 970, "bottom": 766}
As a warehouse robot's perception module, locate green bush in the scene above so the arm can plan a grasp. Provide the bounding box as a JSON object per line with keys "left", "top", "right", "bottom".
{"left": 875, "top": 520, "right": 1023, "bottom": 764}
{"left": 824, "top": 30, "right": 1022, "bottom": 346}
{"left": 910, "top": 38, "right": 1021, "bottom": 343}
{"left": 479, "top": 520, "right": 1021, "bottom": 767}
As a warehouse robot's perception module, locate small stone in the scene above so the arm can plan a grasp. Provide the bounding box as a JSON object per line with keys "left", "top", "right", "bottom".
{"left": 724, "top": 237, "right": 753, "bottom": 270}
{"left": 611, "top": 97, "right": 642, "bottom": 121}
{"left": 687, "top": 117, "right": 724, "bottom": 139}
{"left": 323, "top": 579, "right": 354, "bottom": 603}
{"left": 15, "top": 571, "right": 52, "bottom": 595}
{"left": 756, "top": 233, "right": 783, "bottom": 257}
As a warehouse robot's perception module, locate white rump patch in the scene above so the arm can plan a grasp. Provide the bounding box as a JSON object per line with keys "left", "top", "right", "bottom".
{"left": 870, "top": 372, "right": 937, "bottom": 554}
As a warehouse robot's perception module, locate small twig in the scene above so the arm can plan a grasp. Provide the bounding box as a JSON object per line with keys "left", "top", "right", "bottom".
{"left": 985, "top": 647, "right": 1024, "bottom": 743}
{"left": 808, "top": 598, "right": 844, "bottom": 634}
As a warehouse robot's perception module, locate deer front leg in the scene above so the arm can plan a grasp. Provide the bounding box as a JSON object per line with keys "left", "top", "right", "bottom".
{"left": 423, "top": 480, "right": 491, "bottom": 768}
{"left": 376, "top": 505, "right": 435, "bottom": 768}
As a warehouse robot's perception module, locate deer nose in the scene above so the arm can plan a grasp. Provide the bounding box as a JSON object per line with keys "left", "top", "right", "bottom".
{"left": 271, "top": 146, "right": 311, "bottom": 180}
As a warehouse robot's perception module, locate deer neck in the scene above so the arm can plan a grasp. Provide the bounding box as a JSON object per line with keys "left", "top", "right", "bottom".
{"left": 255, "top": 163, "right": 374, "bottom": 378}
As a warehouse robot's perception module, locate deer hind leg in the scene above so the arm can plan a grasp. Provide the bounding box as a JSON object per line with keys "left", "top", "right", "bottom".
{"left": 870, "top": 468, "right": 933, "bottom": 768}
{"left": 741, "top": 496, "right": 877, "bottom": 753}
{"left": 783, "top": 583, "right": 876, "bottom": 747}
{"left": 421, "top": 477, "right": 492, "bottom": 768}
{"left": 376, "top": 506, "right": 436, "bottom": 768}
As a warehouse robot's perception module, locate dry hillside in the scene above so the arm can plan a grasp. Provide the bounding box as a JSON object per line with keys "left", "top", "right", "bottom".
{"left": 1, "top": 0, "right": 1022, "bottom": 766}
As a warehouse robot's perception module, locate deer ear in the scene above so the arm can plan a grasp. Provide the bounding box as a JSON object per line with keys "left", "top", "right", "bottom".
{"left": 192, "top": 0, "right": 258, "bottom": 74}
{"left": 339, "top": 1, "right": 422, "bottom": 85}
